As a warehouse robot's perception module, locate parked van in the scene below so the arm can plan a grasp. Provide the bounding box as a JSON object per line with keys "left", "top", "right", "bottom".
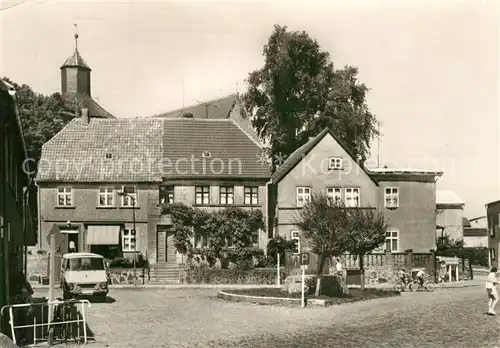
{"left": 60, "top": 252, "right": 109, "bottom": 301}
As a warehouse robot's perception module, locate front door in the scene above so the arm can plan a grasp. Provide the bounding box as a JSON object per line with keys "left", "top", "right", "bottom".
{"left": 157, "top": 229, "right": 167, "bottom": 263}
{"left": 166, "top": 233, "right": 176, "bottom": 265}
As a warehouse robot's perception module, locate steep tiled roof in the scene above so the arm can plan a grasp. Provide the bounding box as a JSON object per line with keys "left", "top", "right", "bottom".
{"left": 36, "top": 118, "right": 269, "bottom": 182}
{"left": 154, "top": 94, "right": 237, "bottom": 119}
{"left": 163, "top": 119, "right": 270, "bottom": 179}
{"left": 64, "top": 94, "right": 115, "bottom": 119}
{"left": 60, "top": 49, "right": 91, "bottom": 70}
{"left": 36, "top": 118, "right": 164, "bottom": 183}
{"left": 271, "top": 128, "right": 375, "bottom": 184}
{"left": 436, "top": 190, "right": 464, "bottom": 205}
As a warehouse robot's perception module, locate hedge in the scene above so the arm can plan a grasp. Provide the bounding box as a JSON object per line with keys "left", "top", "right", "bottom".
{"left": 437, "top": 247, "right": 489, "bottom": 267}
{"left": 182, "top": 267, "right": 289, "bottom": 285}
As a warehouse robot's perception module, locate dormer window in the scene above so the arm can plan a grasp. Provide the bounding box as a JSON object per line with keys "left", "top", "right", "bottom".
{"left": 329, "top": 157, "right": 342, "bottom": 170}
{"left": 202, "top": 151, "right": 211, "bottom": 158}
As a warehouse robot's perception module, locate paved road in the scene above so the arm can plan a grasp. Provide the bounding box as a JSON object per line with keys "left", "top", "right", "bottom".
{"left": 33, "top": 286, "right": 499, "bottom": 348}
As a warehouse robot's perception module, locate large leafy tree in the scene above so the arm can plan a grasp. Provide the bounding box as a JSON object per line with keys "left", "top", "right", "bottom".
{"left": 243, "top": 25, "right": 380, "bottom": 171}
{"left": 2, "top": 77, "right": 75, "bottom": 163}
{"left": 342, "top": 208, "right": 389, "bottom": 290}
{"left": 294, "top": 192, "right": 349, "bottom": 296}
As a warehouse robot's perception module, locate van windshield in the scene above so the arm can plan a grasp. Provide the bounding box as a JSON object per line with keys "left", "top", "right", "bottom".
{"left": 67, "top": 257, "right": 104, "bottom": 271}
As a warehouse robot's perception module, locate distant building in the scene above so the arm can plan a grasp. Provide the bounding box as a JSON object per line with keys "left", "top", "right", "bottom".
{"left": 267, "top": 128, "right": 443, "bottom": 270}
{"left": 463, "top": 216, "right": 488, "bottom": 248}
{"left": 0, "top": 78, "right": 37, "bottom": 330}
{"left": 486, "top": 200, "right": 500, "bottom": 267}
{"left": 469, "top": 216, "right": 487, "bottom": 229}
{"left": 152, "top": 94, "right": 261, "bottom": 145}
{"left": 436, "top": 190, "right": 465, "bottom": 242}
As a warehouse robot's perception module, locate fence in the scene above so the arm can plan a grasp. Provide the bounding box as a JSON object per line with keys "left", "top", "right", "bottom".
{"left": 1, "top": 299, "right": 91, "bottom": 346}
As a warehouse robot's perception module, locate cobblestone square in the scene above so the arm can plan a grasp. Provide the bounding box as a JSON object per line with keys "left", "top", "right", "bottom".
{"left": 33, "top": 286, "right": 500, "bottom": 348}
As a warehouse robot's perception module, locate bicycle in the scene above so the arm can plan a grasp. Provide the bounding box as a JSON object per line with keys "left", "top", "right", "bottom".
{"left": 409, "top": 278, "right": 435, "bottom": 292}
{"left": 393, "top": 277, "right": 411, "bottom": 292}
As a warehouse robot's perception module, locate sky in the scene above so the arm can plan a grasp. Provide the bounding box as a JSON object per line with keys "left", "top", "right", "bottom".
{"left": 0, "top": 0, "right": 498, "bottom": 219}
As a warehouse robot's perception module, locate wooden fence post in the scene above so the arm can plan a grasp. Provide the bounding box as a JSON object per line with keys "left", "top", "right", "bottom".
{"left": 469, "top": 258, "right": 473, "bottom": 280}
{"left": 405, "top": 249, "right": 413, "bottom": 269}
{"left": 430, "top": 249, "right": 437, "bottom": 283}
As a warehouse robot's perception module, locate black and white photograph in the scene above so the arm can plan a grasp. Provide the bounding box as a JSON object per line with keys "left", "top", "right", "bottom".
{"left": 0, "top": 0, "right": 498, "bottom": 347}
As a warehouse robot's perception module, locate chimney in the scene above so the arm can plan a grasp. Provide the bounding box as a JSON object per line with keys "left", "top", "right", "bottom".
{"left": 81, "top": 108, "right": 89, "bottom": 124}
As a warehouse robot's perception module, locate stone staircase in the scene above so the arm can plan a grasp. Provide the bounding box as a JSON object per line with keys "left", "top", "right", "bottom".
{"left": 149, "top": 263, "right": 182, "bottom": 284}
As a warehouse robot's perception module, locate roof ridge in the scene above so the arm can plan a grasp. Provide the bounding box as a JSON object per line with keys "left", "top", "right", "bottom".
{"left": 229, "top": 119, "right": 263, "bottom": 149}
{"left": 163, "top": 118, "right": 233, "bottom": 122}
{"left": 151, "top": 94, "right": 237, "bottom": 118}
{"left": 41, "top": 118, "right": 80, "bottom": 151}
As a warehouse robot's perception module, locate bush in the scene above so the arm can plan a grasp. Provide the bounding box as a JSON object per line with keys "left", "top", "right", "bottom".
{"left": 183, "top": 267, "right": 289, "bottom": 285}
{"left": 437, "top": 247, "right": 489, "bottom": 267}
{"left": 304, "top": 275, "right": 343, "bottom": 296}
{"left": 190, "top": 247, "right": 265, "bottom": 270}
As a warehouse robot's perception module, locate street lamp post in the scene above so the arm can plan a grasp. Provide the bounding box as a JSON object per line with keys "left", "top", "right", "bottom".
{"left": 118, "top": 191, "right": 137, "bottom": 286}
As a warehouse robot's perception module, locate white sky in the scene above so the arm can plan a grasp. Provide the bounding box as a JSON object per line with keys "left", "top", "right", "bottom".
{"left": 0, "top": 0, "right": 498, "bottom": 219}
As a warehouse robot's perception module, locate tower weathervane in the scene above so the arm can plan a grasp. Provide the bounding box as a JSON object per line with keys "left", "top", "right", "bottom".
{"left": 74, "top": 24, "right": 79, "bottom": 50}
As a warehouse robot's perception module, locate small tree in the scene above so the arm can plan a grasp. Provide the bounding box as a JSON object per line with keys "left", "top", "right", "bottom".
{"left": 343, "top": 208, "right": 389, "bottom": 290}
{"left": 294, "top": 192, "right": 348, "bottom": 296}
{"left": 266, "top": 236, "right": 297, "bottom": 267}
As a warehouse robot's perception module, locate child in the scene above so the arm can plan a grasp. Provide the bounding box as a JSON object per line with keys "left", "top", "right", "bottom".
{"left": 398, "top": 269, "right": 408, "bottom": 284}
{"left": 486, "top": 267, "right": 498, "bottom": 315}
{"left": 416, "top": 268, "right": 427, "bottom": 287}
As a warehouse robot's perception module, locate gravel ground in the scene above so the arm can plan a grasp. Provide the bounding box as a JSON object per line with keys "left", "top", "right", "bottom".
{"left": 32, "top": 286, "right": 499, "bottom": 348}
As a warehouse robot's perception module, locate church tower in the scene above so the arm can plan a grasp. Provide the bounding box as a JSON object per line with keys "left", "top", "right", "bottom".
{"left": 58, "top": 26, "right": 114, "bottom": 119}
{"left": 60, "top": 30, "right": 91, "bottom": 97}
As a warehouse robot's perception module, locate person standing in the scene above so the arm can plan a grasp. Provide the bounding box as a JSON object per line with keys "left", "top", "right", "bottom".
{"left": 486, "top": 267, "right": 498, "bottom": 315}
{"left": 69, "top": 240, "right": 76, "bottom": 253}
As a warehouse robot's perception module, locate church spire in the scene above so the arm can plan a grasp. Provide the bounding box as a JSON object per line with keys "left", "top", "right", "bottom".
{"left": 60, "top": 26, "right": 91, "bottom": 97}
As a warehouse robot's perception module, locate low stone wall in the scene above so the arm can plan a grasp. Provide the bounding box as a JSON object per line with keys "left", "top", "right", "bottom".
{"left": 218, "top": 291, "right": 302, "bottom": 306}
{"left": 27, "top": 252, "right": 49, "bottom": 285}
{"left": 182, "top": 268, "right": 288, "bottom": 285}
{"left": 108, "top": 268, "right": 150, "bottom": 285}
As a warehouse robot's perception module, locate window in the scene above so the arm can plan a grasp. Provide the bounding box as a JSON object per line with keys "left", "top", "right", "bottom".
{"left": 345, "top": 188, "right": 360, "bottom": 207}
{"left": 385, "top": 229, "right": 399, "bottom": 252}
{"left": 219, "top": 186, "right": 234, "bottom": 205}
{"left": 296, "top": 187, "right": 311, "bottom": 207}
{"left": 195, "top": 186, "right": 210, "bottom": 205}
{"left": 326, "top": 187, "right": 342, "bottom": 205}
{"left": 291, "top": 231, "right": 300, "bottom": 254}
{"left": 56, "top": 187, "right": 72, "bottom": 207}
{"left": 251, "top": 231, "right": 259, "bottom": 248}
{"left": 384, "top": 187, "right": 399, "bottom": 208}
{"left": 244, "top": 186, "right": 259, "bottom": 205}
{"left": 122, "top": 229, "right": 136, "bottom": 252}
{"left": 159, "top": 186, "right": 174, "bottom": 204}
{"left": 195, "top": 234, "right": 209, "bottom": 248}
{"left": 98, "top": 188, "right": 114, "bottom": 207}
{"left": 121, "top": 186, "right": 137, "bottom": 207}
{"left": 329, "top": 157, "right": 342, "bottom": 170}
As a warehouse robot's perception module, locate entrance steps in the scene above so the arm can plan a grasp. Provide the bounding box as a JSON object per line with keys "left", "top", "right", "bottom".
{"left": 149, "top": 263, "right": 181, "bottom": 284}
